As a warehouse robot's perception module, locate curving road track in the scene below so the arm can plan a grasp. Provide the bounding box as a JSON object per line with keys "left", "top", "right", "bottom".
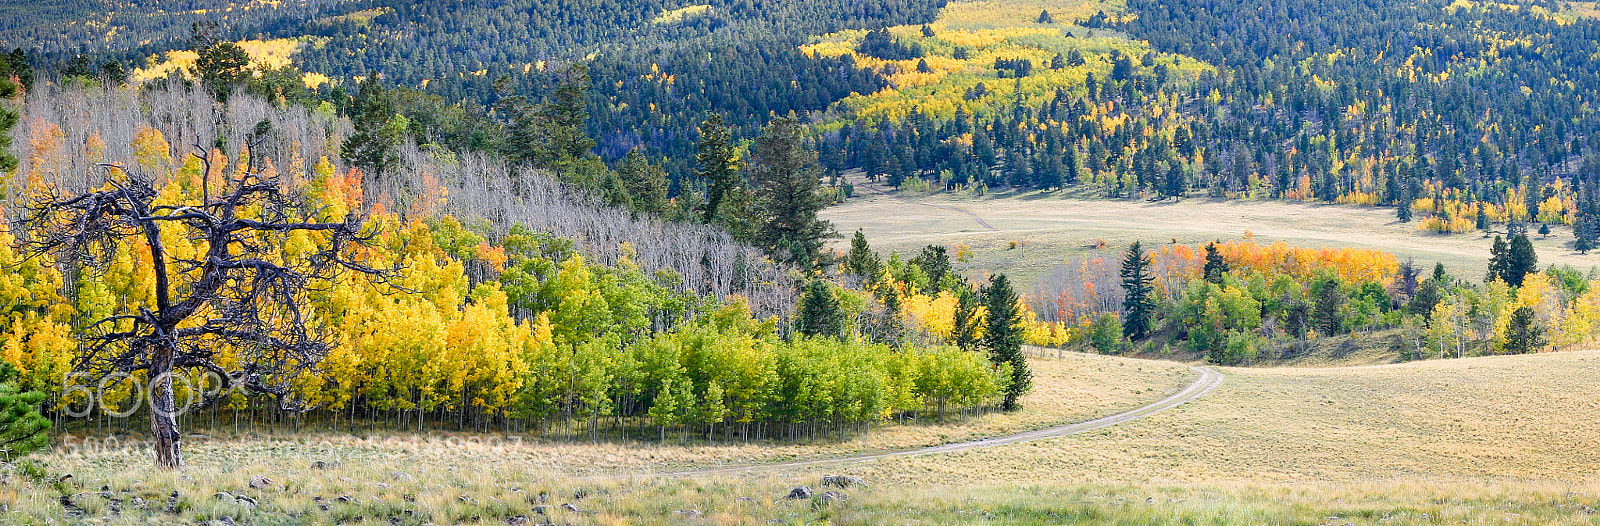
{"left": 657, "top": 366, "right": 1223, "bottom": 477}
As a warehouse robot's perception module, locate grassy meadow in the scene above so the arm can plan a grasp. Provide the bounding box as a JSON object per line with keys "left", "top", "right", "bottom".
{"left": 822, "top": 180, "right": 1598, "bottom": 289}
{"left": 10, "top": 351, "right": 1600, "bottom": 524}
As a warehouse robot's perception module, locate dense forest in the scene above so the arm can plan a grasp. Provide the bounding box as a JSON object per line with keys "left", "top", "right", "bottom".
{"left": 821, "top": 0, "right": 1600, "bottom": 243}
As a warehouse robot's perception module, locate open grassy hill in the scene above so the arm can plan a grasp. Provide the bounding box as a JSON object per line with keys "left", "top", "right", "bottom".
{"left": 11, "top": 351, "right": 1600, "bottom": 524}
{"left": 822, "top": 177, "right": 1599, "bottom": 288}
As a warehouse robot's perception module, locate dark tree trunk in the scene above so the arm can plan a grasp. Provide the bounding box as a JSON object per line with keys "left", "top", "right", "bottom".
{"left": 149, "top": 344, "right": 182, "bottom": 469}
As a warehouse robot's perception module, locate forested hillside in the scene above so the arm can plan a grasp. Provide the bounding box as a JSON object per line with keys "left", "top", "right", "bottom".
{"left": 815, "top": 0, "right": 1600, "bottom": 242}
{"left": 1, "top": 84, "right": 1041, "bottom": 449}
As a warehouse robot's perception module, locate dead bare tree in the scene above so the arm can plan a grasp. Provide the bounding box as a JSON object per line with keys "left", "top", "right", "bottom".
{"left": 18, "top": 148, "right": 383, "bottom": 469}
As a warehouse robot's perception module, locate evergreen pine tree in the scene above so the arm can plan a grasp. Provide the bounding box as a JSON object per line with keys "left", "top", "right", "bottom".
{"left": 1476, "top": 203, "right": 1491, "bottom": 232}
{"left": 189, "top": 21, "right": 250, "bottom": 102}
{"left": 982, "top": 274, "right": 1031, "bottom": 411}
{"left": 1050, "top": 53, "right": 1066, "bottom": 70}
{"left": 749, "top": 116, "right": 833, "bottom": 268}
{"left": 1163, "top": 163, "right": 1186, "bottom": 199}
{"left": 1409, "top": 278, "right": 1443, "bottom": 321}
{"left": 1487, "top": 235, "right": 1510, "bottom": 283}
{"left": 1505, "top": 233, "right": 1538, "bottom": 287}
{"left": 1037, "top": 9, "right": 1055, "bottom": 23}
{"left": 1502, "top": 306, "right": 1545, "bottom": 354}
{"left": 342, "top": 76, "right": 402, "bottom": 208}
{"left": 1311, "top": 277, "right": 1346, "bottom": 335}
{"left": 617, "top": 148, "right": 669, "bottom": 216}
{"left": 1539, "top": 223, "right": 1551, "bottom": 238}
{"left": 912, "top": 245, "right": 951, "bottom": 292}
{"left": 540, "top": 65, "right": 597, "bottom": 164}
{"left": 696, "top": 113, "right": 740, "bottom": 224}
{"left": 1203, "top": 242, "right": 1228, "bottom": 284}
{"left": 1120, "top": 241, "right": 1156, "bottom": 339}
{"left": 1397, "top": 198, "right": 1413, "bottom": 222}
{"left": 0, "top": 360, "right": 51, "bottom": 460}
{"left": 845, "top": 229, "right": 881, "bottom": 279}
{"left": 952, "top": 287, "right": 981, "bottom": 351}
{"left": 0, "top": 53, "right": 27, "bottom": 175}
{"left": 797, "top": 280, "right": 845, "bottom": 337}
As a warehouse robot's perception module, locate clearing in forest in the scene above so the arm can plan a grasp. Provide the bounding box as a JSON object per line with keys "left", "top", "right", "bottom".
{"left": 822, "top": 183, "right": 1599, "bottom": 287}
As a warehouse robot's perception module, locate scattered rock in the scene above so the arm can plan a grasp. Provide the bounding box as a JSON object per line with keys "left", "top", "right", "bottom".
{"left": 672, "top": 509, "right": 703, "bottom": 517}
{"left": 531, "top": 505, "right": 548, "bottom": 515}
{"left": 217, "top": 516, "right": 236, "bottom": 526}
{"left": 248, "top": 476, "right": 274, "bottom": 489}
{"left": 819, "top": 491, "right": 848, "bottom": 503}
{"left": 506, "top": 516, "right": 533, "bottom": 526}
{"left": 165, "top": 491, "right": 181, "bottom": 514}
{"left": 213, "top": 492, "right": 234, "bottom": 500}
{"left": 335, "top": 495, "right": 356, "bottom": 503}
{"left": 458, "top": 495, "right": 476, "bottom": 503}
{"left": 376, "top": 482, "right": 392, "bottom": 489}
{"left": 235, "top": 495, "right": 257, "bottom": 508}
{"left": 402, "top": 494, "right": 417, "bottom": 503}
{"left": 312, "top": 460, "right": 342, "bottom": 470}
{"left": 561, "top": 502, "right": 594, "bottom": 514}
{"left": 734, "top": 496, "right": 755, "bottom": 502}
{"left": 59, "top": 495, "right": 85, "bottom": 517}
{"left": 785, "top": 486, "right": 814, "bottom": 500}
{"left": 821, "top": 475, "right": 866, "bottom": 488}
{"left": 390, "top": 471, "right": 414, "bottom": 481}
{"left": 128, "top": 496, "right": 145, "bottom": 510}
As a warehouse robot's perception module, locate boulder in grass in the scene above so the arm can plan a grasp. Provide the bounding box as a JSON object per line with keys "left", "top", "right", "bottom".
{"left": 819, "top": 491, "right": 848, "bottom": 503}
{"left": 248, "top": 476, "right": 274, "bottom": 489}
{"left": 785, "top": 486, "right": 814, "bottom": 500}
{"left": 821, "top": 475, "right": 866, "bottom": 488}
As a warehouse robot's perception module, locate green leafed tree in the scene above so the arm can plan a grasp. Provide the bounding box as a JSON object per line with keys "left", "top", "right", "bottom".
{"left": 1120, "top": 241, "right": 1157, "bottom": 339}
{"left": 0, "top": 360, "right": 50, "bottom": 460}
{"left": 982, "top": 274, "right": 1030, "bottom": 411}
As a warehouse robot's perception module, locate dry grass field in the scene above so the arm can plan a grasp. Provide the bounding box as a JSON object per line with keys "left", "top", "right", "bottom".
{"left": 822, "top": 183, "right": 1598, "bottom": 287}
{"left": 11, "top": 351, "right": 1600, "bottom": 524}
{"left": 824, "top": 350, "right": 1600, "bottom": 487}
